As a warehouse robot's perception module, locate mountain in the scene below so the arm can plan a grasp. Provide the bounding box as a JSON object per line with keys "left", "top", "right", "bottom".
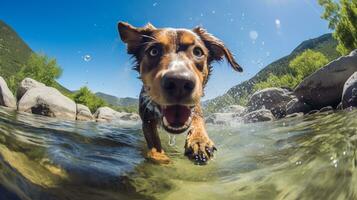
{"left": 95, "top": 92, "right": 138, "bottom": 107}
{"left": 0, "top": 20, "right": 72, "bottom": 96}
{"left": 204, "top": 33, "right": 340, "bottom": 113}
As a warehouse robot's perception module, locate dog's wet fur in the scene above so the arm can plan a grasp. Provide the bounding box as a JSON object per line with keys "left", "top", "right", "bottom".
{"left": 118, "top": 22, "right": 242, "bottom": 164}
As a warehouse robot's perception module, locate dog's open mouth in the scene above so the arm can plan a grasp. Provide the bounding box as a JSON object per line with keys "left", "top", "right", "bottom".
{"left": 161, "top": 105, "right": 194, "bottom": 134}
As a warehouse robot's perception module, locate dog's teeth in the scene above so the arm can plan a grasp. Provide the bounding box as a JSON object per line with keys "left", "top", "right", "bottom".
{"left": 163, "top": 117, "right": 169, "bottom": 126}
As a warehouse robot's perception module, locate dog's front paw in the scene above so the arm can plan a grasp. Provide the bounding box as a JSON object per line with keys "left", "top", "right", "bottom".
{"left": 184, "top": 136, "right": 217, "bottom": 165}
{"left": 147, "top": 148, "right": 170, "bottom": 164}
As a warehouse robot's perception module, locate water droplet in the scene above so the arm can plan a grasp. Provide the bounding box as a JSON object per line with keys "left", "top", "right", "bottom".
{"left": 83, "top": 54, "right": 92, "bottom": 62}
{"left": 249, "top": 30, "right": 258, "bottom": 41}
{"left": 153, "top": 2, "right": 158, "bottom": 6}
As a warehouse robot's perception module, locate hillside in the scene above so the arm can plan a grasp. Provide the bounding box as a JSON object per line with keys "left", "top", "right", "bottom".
{"left": 0, "top": 20, "right": 72, "bottom": 96}
{"left": 95, "top": 92, "right": 138, "bottom": 107}
{"left": 204, "top": 33, "right": 340, "bottom": 113}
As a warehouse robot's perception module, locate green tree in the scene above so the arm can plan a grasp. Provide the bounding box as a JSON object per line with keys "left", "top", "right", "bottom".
{"left": 7, "top": 53, "right": 63, "bottom": 92}
{"left": 254, "top": 50, "right": 328, "bottom": 91}
{"left": 73, "top": 86, "right": 107, "bottom": 113}
{"left": 289, "top": 49, "right": 329, "bottom": 80}
{"left": 319, "top": 0, "right": 357, "bottom": 55}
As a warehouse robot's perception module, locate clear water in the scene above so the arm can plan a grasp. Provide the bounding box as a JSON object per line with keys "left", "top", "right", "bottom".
{"left": 0, "top": 106, "right": 357, "bottom": 200}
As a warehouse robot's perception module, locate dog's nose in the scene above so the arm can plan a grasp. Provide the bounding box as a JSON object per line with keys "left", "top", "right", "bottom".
{"left": 161, "top": 70, "right": 196, "bottom": 100}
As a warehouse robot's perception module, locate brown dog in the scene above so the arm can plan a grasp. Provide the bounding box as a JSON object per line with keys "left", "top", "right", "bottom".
{"left": 118, "top": 22, "right": 242, "bottom": 164}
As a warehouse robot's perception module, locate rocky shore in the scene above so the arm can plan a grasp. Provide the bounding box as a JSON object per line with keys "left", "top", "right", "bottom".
{"left": 0, "top": 77, "right": 140, "bottom": 123}
{"left": 206, "top": 49, "right": 357, "bottom": 124}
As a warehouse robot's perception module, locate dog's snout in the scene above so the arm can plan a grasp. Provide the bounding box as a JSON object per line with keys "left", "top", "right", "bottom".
{"left": 161, "top": 70, "right": 196, "bottom": 100}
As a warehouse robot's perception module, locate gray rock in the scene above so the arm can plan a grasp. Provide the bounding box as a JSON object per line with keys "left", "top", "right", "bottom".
{"left": 94, "top": 107, "right": 140, "bottom": 122}
{"left": 294, "top": 49, "right": 357, "bottom": 109}
{"left": 205, "top": 113, "right": 240, "bottom": 125}
{"left": 17, "top": 78, "right": 45, "bottom": 100}
{"left": 18, "top": 86, "right": 76, "bottom": 120}
{"left": 76, "top": 104, "right": 94, "bottom": 121}
{"left": 285, "top": 112, "right": 304, "bottom": 118}
{"left": 246, "top": 87, "right": 295, "bottom": 118}
{"left": 286, "top": 98, "right": 312, "bottom": 114}
{"left": 243, "top": 109, "right": 275, "bottom": 123}
{"left": 218, "top": 105, "right": 246, "bottom": 115}
{"left": 0, "top": 76, "right": 16, "bottom": 109}
{"left": 342, "top": 72, "right": 357, "bottom": 109}
{"left": 320, "top": 106, "right": 334, "bottom": 113}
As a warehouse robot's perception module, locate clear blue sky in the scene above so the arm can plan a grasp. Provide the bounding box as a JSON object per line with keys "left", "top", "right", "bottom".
{"left": 0, "top": 0, "right": 330, "bottom": 99}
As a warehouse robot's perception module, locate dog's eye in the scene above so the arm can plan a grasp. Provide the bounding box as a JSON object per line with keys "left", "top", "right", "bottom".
{"left": 193, "top": 47, "right": 204, "bottom": 58}
{"left": 148, "top": 47, "right": 160, "bottom": 57}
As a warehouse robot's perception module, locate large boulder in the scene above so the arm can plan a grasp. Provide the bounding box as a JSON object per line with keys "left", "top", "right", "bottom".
{"left": 217, "top": 105, "right": 246, "bottom": 115}
{"left": 76, "top": 104, "right": 94, "bottom": 121}
{"left": 94, "top": 107, "right": 140, "bottom": 122}
{"left": 342, "top": 72, "right": 357, "bottom": 109}
{"left": 246, "top": 87, "right": 295, "bottom": 118}
{"left": 294, "top": 50, "right": 357, "bottom": 109}
{"left": 17, "top": 78, "right": 45, "bottom": 100}
{"left": 0, "top": 76, "right": 16, "bottom": 109}
{"left": 242, "top": 109, "right": 275, "bottom": 123}
{"left": 18, "top": 86, "right": 76, "bottom": 120}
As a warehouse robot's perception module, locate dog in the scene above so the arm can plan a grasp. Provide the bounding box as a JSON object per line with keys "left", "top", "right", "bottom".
{"left": 118, "top": 22, "right": 242, "bottom": 164}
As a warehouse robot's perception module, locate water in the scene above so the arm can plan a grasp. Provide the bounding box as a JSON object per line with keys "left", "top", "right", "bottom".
{"left": 0, "top": 107, "right": 357, "bottom": 200}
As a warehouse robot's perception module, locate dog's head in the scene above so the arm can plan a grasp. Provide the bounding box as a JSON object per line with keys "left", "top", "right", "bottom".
{"left": 118, "top": 22, "right": 242, "bottom": 133}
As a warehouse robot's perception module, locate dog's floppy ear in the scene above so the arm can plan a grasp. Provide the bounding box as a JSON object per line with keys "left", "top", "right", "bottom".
{"left": 193, "top": 27, "right": 243, "bottom": 72}
{"left": 118, "top": 22, "right": 156, "bottom": 54}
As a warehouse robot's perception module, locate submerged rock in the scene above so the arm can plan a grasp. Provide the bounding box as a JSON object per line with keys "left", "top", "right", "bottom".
{"left": 0, "top": 76, "right": 16, "bottom": 109}
{"left": 243, "top": 109, "right": 275, "bottom": 123}
{"left": 246, "top": 87, "right": 294, "bottom": 119}
{"left": 218, "top": 105, "right": 246, "bottom": 115}
{"left": 205, "top": 113, "right": 240, "bottom": 125}
{"left": 18, "top": 86, "right": 76, "bottom": 120}
{"left": 76, "top": 104, "right": 94, "bottom": 121}
{"left": 342, "top": 72, "right": 357, "bottom": 109}
{"left": 94, "top": 107, "right": 140, "bottom": 122}
{"left": 17, "top": 78, "right": 45, "bottom": 100}
{"left": 294, "top": 49, "right": 357, "bottom": 109}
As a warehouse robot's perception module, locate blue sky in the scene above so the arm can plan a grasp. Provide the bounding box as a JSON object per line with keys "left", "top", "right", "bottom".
{"left": 0, "top": 0, "right": 330, "bottom": 99}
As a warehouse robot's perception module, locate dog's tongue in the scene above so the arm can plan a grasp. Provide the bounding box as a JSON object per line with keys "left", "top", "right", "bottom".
{"left": 162, "top": 105, "right": 191, "bottom": 127}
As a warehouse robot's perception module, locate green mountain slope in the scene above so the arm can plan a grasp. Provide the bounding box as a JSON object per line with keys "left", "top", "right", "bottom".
{"left": 204, "top": 33, "right": 340, "bottom": 113}
{"left": 95, "top": 92, "right": 138, "bottom": 107}
{"left": 0, "top": 20, "right": 72, "bottom": 96}
{"left": 0, "top": 20, "right": 32, "bottom": 79}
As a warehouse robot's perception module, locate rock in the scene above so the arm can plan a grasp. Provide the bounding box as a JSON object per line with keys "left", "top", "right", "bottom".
{"left": 218, "top": 105, "right": 246, "bottom": 115}
{"left": 18, "top": 86, "right": 76, "bottom": 120}
{"left": 94, "top": 107, "right": 140, "bottom": 122}
{"left": 120, "top": 113, "right": 140, "bottom": 121}
{"left": 286, "top": 98, "right": 312, "bottom": 114}
{"left": 0, "top": 76, "right": 16, "bottom": 109}
{"left": 285, "top": 112, "right": 304, "bottom": 118}
{"left": 320, "top": 106, "right": 333, "bottom": 113}
{"left": 17, "top": 78, "right": 45, "bottom": 100}
{"left": 243, "top": 109, "right": 275, "bottom": 123}
{"left": 76, "top": 104, "right": 93, "bottom": 121}
{"left": 205, "top": 113, "right": 240, "bottom": 125}
{"left": 294, "top": 50, "right": 357, "bottom": 109}
{"left": 342, "top": 72, "right": 357, "bottom": 109}
{"left": 246, "top": 87, "right": 295, "bottom": 118}
{"left": 307, "top": 110, "right": 319, "bottom": 115}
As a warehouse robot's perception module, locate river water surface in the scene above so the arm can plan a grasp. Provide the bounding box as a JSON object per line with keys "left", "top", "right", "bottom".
{"left": 0, "top": 107, "right": 356, "bottom": 200}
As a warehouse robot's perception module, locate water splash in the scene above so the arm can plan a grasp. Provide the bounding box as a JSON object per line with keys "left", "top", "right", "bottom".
{"left": 83, "top": 54, "right": 92, "bottom": 62}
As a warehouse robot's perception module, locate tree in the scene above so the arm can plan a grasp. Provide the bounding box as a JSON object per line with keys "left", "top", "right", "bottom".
{"left": 72, "top": 86, "right": 107, "bottom": 112}
{"left": 253, "top": 50, "right": 328, "bottom": 91}
{"left": 319, "top": 0, "right": 357, "bottom": 55}
{"left": 7, "top": 53, "right": 63, "bottom": 92}
{"left": 20, "top": 53, "right": 62, "bottom": 86}
{"left": 289, "top": 49, "right": 329, "bottom": 80}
